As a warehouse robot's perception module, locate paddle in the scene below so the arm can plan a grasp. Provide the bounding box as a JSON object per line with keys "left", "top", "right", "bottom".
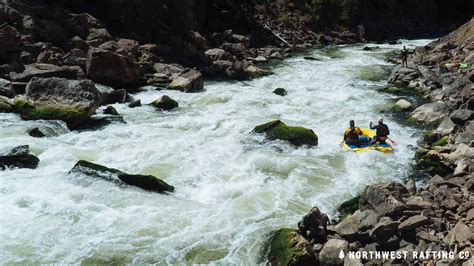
{"left": 387, "top": 137, "right": 397, "bottom": 146}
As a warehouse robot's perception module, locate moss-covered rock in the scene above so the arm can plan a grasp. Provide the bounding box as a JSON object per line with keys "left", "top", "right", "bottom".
{"left": 336, "top": 195, "right": 360, "bottom": 221}
{"left": 253, "top": 120, "right": 318, "bottom": 147}
{"left": 0, "top": 96, "right": 14, "bottom": 112}
{"left": 415, "top": 149, "right": 452, "bottom": 177}
{"left": 264, "top": 228, "right": 316, "bottom": 266}
{"left": 70, "top": 160, "right": 174, "bottom": 193}
{"left": 423, "top": 131, "right": 449, "bottom": 147}
{"left": 432, "top": 136, "right": 448, "bottom": 147}
{"left": 377, "top": 86, "right": 403, "bottom": 95}
{"left": 16, "top": 77, "right": 102, "bottom": 129}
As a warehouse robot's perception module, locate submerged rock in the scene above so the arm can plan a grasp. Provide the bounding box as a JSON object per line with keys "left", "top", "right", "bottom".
{"left": 0, "top": 145, "right": 39, "bottom": 170}
{"left": 70, "top": 160, "right": 174, "bottom": 193}
{"left": 103, "top": 106, "right": 119, "bottom": 115}
{"left": 28, "top": 127, "right": 46, "bottom": 138}
{"left": 265, "top": 228, "right": 316, "bottom": 265}
{"left": 128, "top": 99, "right": 141, "bottom": 108}
{"left": 18, "top": 77, "right": 102, "bottom": 129}
{"left": 151, "top": 95, "right": 178, "bottom": 111}
{"left": 252, "top": 120, "right": 318, "bottom": 147}
{"left": 272, "top": 88, "right": 287, "bottom": 96}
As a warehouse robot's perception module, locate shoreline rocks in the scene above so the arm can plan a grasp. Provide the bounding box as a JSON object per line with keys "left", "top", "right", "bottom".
{"left": 266, "top": 19, "right": 474, "bottom": 265}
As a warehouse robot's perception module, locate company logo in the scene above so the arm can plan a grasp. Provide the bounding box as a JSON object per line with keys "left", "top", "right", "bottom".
{"left": 337, "top": 250, "right": 471, "bottom": 261}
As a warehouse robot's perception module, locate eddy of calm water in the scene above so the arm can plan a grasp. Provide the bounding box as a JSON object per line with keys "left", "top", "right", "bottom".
{"left": 0, "top": 40, "right": 432, "bottom": 264}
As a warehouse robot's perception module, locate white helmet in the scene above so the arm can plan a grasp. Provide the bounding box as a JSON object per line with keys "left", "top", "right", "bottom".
{"left": 378, "top": 117, "right": 384, "bottom": 123}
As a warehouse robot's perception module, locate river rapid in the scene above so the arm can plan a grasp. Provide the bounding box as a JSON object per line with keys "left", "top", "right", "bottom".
{"left": 0, "top": 40, "right": 431, "bottom": 264}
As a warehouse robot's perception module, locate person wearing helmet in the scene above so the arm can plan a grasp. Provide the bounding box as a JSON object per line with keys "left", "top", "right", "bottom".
{"left": 370, "top": 117, "right": 390, "bottom": 144}
{"left": 344, "top": 120, "right": 363, "bottom": 147}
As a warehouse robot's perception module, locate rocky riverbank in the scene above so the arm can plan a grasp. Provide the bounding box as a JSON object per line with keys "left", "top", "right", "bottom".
{"left": 265, "top": 19, "right": 473, "bottom": 265}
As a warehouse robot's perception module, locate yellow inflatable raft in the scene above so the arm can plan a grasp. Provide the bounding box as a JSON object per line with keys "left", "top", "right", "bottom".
{"left": 342, "top": 128, "right": 393, "bottom": 153}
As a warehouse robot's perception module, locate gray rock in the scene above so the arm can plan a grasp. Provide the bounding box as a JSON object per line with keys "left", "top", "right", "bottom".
{"left": 151, "top": 95, "right": 178, "bottom": 111}
{"left": 168, "top": 68, "right": 203, "bottom": 92}
{"left": 450, "top": 109, "right": 473, "bottom": 125}
{"left": 359, "top": 182, "right": 409, "bottom": 216}
{"left": 405, "top": 196, "right": 433, "bottom": 210}
{"left": 10, "top": 63, "right": 85, "bottom": 83}
{"left": 398, "top": 215, "right": 429, "bottom": 231}
{"left": 204, "top": 48, "right": 231, "bottom": 61}
{"left": 86, "top": 28, "right": 113, "bottom": 46}
{"left": 86, "top": 48, "right": 141, "bottom": 88}
{"left": 117, "top": 38, "right": 140, "bottom": 55}
{"left": 335, "top": 209, "right": 378, "bottom": 241}
{"left": 21, "top": 77, "right": 102, "bottom": 129}
{"left": 410, "top": 101, "right": 449, "bottom": 125}
{"left": 319, "top": 239, "right": 349, "bottom": 266}
{"left": 394, "top": 99, "right": 413, "bottom": 111}
{"left": 369, "top": 217, "right": 400, "bottom": 239}
{"left": 455, "top": 122, "right": 474, "bottom": 145}
{"left": 445, "top": 221, "right": 471, "bottom": 248}
{"left": 435, "top": 116, "right": 456, "bottom": 136}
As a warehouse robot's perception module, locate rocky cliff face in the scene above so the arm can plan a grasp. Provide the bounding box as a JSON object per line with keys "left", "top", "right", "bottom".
{"left": 254, "top": 0, "right": 474, "bottom": 41}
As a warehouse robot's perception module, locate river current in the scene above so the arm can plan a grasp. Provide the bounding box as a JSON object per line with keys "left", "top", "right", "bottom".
{"left": 0, "top": 40, "right": 431, "bottom": 264}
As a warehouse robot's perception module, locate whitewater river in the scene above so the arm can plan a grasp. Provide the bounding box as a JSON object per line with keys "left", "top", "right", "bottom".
{"left": 0, "top": 40, "right": 431, "bottom": 264}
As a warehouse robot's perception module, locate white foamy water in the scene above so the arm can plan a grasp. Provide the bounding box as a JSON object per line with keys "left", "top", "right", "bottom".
{"left": 0, "top": 40, "right": 431, "bottom": 264}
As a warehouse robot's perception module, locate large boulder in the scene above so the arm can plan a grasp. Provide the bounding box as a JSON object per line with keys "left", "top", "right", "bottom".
{"left": 450, "top": 109, "right": 473, "bottom": 125}
{"left": 359, "top": 182, "right": 409, "bottom": 217}
{"left": 393, "top": 99, "right": 413, "bottom": 111}
{"left": 455, "top": 122, "right": 474, "bottom": 144}
{"left": 298, "top": 206, "right": 329, "bottom": 243}
{"left": 10, "top": 63, "right": 85, "bottom": 83}
{"left": 86, "top": 48, "right": 141, "bottom": 88}
{"left": 18, "top": 77, "right": 102, "bottom": 129}
{"left": 319, "top": 239, "right": 349, "bottom": 265}
{"left": 0, "top": 145, "right": 39, "bottom": 170}
{"left": 70, "top": 160, "right": 174, "bottom": 193}
{"left": 265, "top": 228, "right": 316, "bottom": 265}
{"left": 168, "top": 68, "right": 203, "bottom": 92}
{"left": 225, "top": 61, "right": 270, "bottom": 80}
{"left": 116, "top": 38, "right": 140, "bottom": 56}
{"left": 0, "top": 24, "right": 21, "bottom": 56}
{"left": 204, "top": 48, "right": 232, "bottom": 61}
{"left": 409, "top": 101, "right": 449, "bottom": 126}
{"left": 86, "top": 28, "right": 113, "bottom": 47}
{"left": 398, "top": 215, "right": 429, "bottom": 231}
{"left": 335, "top": 209, "right": 378, "bottom": 241}
{"left": 151, "top": 95, "right": 178, "bottom": 111}
{"left": 252, "top": 120, "right": 318, "bottom": 147}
